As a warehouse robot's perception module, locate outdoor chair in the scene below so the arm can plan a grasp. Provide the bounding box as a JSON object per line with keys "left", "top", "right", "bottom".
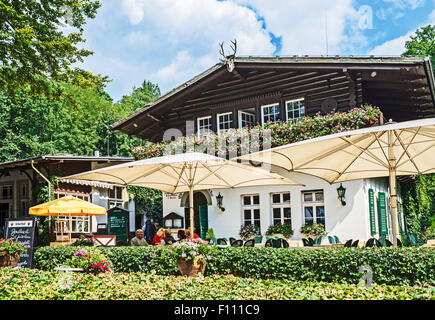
{"left": 374, "top": 239, "right": 383, "bottom": 247}
{"left": 265, "top": 238, "right": 273, "bottom": 247}
{"left": 229, "top": 237, "right": 236, "bottom": 245}
{"left": 314, "top": 236, "right": 323, "bottom": 245}
{"left": 378, "top": 235, "right": 387, "bottom": 247}
{"left": 365, "top": 238, "right": 375, "bottom": 247}
{"left": 231, "top": 240, "right": 243, "bottom": 247}
{"left": 243, "top": 239, "right": 255, "bottom": 247}
{"left": 308, "top": 238, "right": 314, "bottom": 246}
{"left": 280, "top": 238, "right": 289, "bottom": 248}
{"left": 328, "top": 236, "right": 336, "bottom": 244}
{"left": 217, "top": 238, "right": 227, "bottom": 245}
{"left": 344, "top": 239, "right": 353, "bottom": 247}
{"left": 302, "top": 238, "right": 310, "bottom": 247}
{"left": 334, "top": 236, "right": 340, "bottom": 244}
{"left": 385, "top": 239, "right": 393, "bottom": 247}
{"left": 407, "top": 234, "right": 424, "bottom": 246}
{"left": 272, "top": 239, "right": 282, "bottom": 248}
{"left": 397, "top": 238, "right": 403, "bottom": 247}
{"left": 351, "top": 240, "right": 359, "bottom": 247}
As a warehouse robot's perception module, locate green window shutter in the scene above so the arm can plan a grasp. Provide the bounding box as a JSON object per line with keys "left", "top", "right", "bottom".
{"left": 378, "top": 192, "right": 388, "bottom": 236}
{"left": 368, "top": 189, "right": 376, "bottom": 235}
{"left": 398, "top": 203, "right": 403, "bottom": 234}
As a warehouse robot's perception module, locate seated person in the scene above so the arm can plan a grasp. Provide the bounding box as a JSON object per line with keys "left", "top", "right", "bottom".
{"left": 164, "top": 228, "right": 176, "bottom": 245}
{"left": 184, "top": 229, "right": 200, "bottom": 241}
{"left": 177, "top": 229, "right": 187, "bottom": 241}
{"left": 130, "top": 229, "right": 149, "bottom": 246}
{"left": 152, "top": 228, "right": 166, "bottom": 246}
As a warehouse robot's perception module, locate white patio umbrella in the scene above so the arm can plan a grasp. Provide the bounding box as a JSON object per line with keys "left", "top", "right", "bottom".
{"left": 238, "top": 118, "right": 435, "bottom": 246}
{"left": 64, "top": 152, "right": 302, "bottom": 237}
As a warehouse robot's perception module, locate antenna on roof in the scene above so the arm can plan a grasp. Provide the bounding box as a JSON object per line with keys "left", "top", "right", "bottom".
{"left": 325, "top": 10, "right": 329, "bottom": 56}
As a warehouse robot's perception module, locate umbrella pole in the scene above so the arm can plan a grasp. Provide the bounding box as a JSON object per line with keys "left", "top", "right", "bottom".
{"left": 189, "top": 187, "right": 194, "bottom": 239}
{"left": 388, "top": 131, "right": 399, "bottom": 247}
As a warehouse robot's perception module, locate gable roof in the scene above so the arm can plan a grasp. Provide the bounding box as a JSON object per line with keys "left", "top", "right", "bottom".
{"left": 109, "top": 55, "right": 435, "bottom": 140}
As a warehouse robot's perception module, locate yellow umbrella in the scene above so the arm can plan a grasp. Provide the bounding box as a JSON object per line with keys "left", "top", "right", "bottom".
{"left": 29, "top": 196, "right": 107, "bottom": 244}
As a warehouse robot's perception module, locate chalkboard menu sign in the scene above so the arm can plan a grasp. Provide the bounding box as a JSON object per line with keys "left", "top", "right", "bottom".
{"left": 107, "top": 207, "right": 129, "bottom": 244}
{"left": 4, "top": 217, "right": 39, "bottom": 268}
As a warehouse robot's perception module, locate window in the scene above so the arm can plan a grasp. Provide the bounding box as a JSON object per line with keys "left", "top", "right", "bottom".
{"left": 0, "top": 185, "right": 12, "bottom": 200}
{"left": 302, "top": 190, "right": 325, "bottom": 226}
{"left": 109, "top": 186, "right": 124, "bottom": 208}
{"left": 242, "top": 194, "right": 261, "bottom": 230}
{"left": 197, "top": 116, "right": 212, "bottom": 137}
{"left": 261, "top": 103, "right": 280, "bottom": 125}
{"left": 271, "top": 192, "right": 291, "bottom": 225}
{"left": 217, "top": 112, "right": 233, "bottom": 134}
{"left": 286, "top": 98, "right": 305, "bottom": 123}
{"left": 19, "top": 182, "right": 29, "bottom": 216}
{"left": 57, "top": 216, "right": 90, "bottom": 233}
{"left": 54, "top": 192, "right": 91, "bottom": 233}
{"left": 239, "top": 111, "right": 255, "bottom": 128}
{"left": 55, "top": 192, "right": 90, "bottom": 201}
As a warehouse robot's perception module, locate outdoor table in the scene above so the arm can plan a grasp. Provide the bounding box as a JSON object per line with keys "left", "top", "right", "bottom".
{"left": 217, "top": 245, "right": 229, "bottom": 249}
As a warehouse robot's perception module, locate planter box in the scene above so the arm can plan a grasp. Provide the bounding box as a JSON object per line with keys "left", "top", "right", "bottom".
{"left": 0, "top": 252, "right": 20, "bottom": 268}
{"left": 177, "top": 258, "right": 206, "bottom": 277}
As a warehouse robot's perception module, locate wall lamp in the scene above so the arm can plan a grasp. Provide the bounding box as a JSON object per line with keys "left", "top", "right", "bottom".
{"left": 216, "top": 192, "right": 225, "bottom": 212}
{"left": 337, "top": 183, "right": 347, "bottom": 206}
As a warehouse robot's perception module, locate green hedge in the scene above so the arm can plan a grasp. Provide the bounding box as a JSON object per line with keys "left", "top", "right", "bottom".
{"left": 1, "top": 268, "right": 433, "bottom": 300}
{"left": 33, "top": 246, "right": 435, "bottom": 286}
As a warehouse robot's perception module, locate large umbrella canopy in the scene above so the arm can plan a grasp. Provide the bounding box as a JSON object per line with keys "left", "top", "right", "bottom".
{"left": 64, "top": 152, "right": 302, "bottom": 236}
{"left": 29, "top": 196, "right": 107, "bottom": 216}
{"left": 238, "top": 118, "right": 435, "bottom": 246}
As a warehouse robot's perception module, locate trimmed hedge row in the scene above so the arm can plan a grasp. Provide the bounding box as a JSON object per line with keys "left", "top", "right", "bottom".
{"left": 33, "top": 246, "right": 435, "bottom": 286}
{"left": 1, "top": 268, "right": 433, "bottom": 300}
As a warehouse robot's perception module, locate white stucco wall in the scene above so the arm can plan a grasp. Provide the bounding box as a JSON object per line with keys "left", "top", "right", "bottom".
{"left": 162, "top": 169, "right": 398, "bottom": 244}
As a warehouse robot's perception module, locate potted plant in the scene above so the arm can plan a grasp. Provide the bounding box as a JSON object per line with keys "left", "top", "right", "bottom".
{"left": 0, "top": 238, "right": 27, "bottom": 268}
{"left": 205, "top": 228, "right": 217, "bottom": 245}
{"left": 300, "top": 223, "right": 327, "bottom": 239}
{"left": 61, "top": 248, "right": 111, "bottom": 274}
{"left": 169, "top": 238, "right": 216, "bottom": 277}
{"left": 239, "top": 224, "right": 261, "bottom": 241}
{"left": 266, "top": 223, "right": 294, "bottom": 239}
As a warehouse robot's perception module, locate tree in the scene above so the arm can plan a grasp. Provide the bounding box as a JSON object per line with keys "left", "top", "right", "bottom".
{"left": 400, "top": 24, "right": 435, "bottom": 242}
{"left": 0, "top": 0, "right": 109, "bottom": 97}
{"left": 402, "top": 25, "right": 435, "bottom": 71}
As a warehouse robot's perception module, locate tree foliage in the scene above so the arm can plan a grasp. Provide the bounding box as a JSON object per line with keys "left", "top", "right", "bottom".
{"left": 0, "top": 0, "right": 109, "bottom": 97}
{"left": 400, "top": 24, "right": 435, "bottom": 241}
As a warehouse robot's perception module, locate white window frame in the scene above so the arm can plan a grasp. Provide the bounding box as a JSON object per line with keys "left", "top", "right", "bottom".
{"left": 109, "top": 186, "right": 124, "bottom": 209}
{"left": 241, "top": 194, "right": 261, "bottom": 231}
{"left": 197, "top": 116, "right": 212, "bottom": 137}
{"left": 261, "top": 103, "right": 280, "bottom": 125}
{"left": 217, "top": 112, "right": 233, "bottom": 134}
{"left": 286, "top": 98, "right": 305, "bottom": 123}
{"left": 238, "top": 111, "right": 255, "bottom": 128}
{"left": 54, "top": 192, "right": 91, "bottom": 234}
{"left": 302, "top": 190, "right": 325, "bottom": 226}
{"left": 270, "top": 192, "right": 291, "bottom": 225}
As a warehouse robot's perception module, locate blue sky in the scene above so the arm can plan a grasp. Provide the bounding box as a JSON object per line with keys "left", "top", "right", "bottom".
{"left": 77, "top": 0, "right": 435, "bottom": 101}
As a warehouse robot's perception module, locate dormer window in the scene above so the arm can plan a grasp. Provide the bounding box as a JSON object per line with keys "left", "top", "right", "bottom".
{"left": 286, "top": 98, "right": 305, "bottom": 123}
{"left": 261, "top": 103, "right": 280, "bottom": 125}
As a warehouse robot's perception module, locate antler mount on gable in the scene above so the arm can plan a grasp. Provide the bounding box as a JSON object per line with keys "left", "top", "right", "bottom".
{"left": 219, "top": 39, "right": 237, "bottom": 72}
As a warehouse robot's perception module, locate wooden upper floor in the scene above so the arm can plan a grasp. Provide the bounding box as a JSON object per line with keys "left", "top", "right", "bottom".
{"left": 110, "top": 56, "right": 435, "bottom": 142}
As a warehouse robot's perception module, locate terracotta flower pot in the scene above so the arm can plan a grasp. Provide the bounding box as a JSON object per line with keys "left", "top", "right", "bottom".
{"left": 177, "top": 257, "right": 206, "bottom": 277}
{"left": 0, "top": 252, "right": 20, "bottom": 268}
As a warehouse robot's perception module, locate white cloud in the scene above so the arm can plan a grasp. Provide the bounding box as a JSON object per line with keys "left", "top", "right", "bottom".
{"left": 368, "top": 9, "right": 435, "bottom": 56}
{"left": 383, "top": 0, "right": 425, "bottom": 10}
{"left": 232, "top": 0, "right": 366, "bottom": 55}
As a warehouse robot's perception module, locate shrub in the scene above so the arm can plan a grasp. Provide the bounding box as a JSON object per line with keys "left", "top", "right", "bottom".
{"left": 33, "top": 246, "right": 435, "bottom": 286}
{"left": 300, "top": 224, "right": 326, "bottom": 237}
{"left": 66, "top": 249, "right": 111, "bottom": 274}
{"left": 266, "top": 223, "right": 294, "bottom": 238}
{"left": 239, "top": 224, "right": 260, "bottom": 239}
{"left": 0, "top": 238, "right": 27, "bottom": 256}
{"left": 1, "top": 268, "right": 433, "bottom": 300}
